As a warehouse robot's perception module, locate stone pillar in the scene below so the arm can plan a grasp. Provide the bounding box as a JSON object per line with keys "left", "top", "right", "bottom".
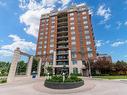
{"left": 7, "top": 48, "right": 21, "bottom": 83}
{"left": 68, "top": 50, "right": 73, "bottom": 75}
{"left": 77, "top": 60, "right": 83, "bottom": 74}
{"left": 37, "top": 58, "right": 42, "bottom": 78}
{"left": 26, "top": 56, "right": 33, "bottom": 76}
{"left": 53, "top": 51, "right": 56, "bottom": 74}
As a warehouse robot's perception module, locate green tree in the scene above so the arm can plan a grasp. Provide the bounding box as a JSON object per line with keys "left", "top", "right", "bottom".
{"left": 31, "top": 58, "right": 38, "bottom": 73}
{"left": 0, "top": 61, "right": 10, "bottom": 76}
{"left": 16, "top": 61, "right": 27, "bottom": 75}
{"left": 114, "top": 61, "right": 127, "bottom": 75}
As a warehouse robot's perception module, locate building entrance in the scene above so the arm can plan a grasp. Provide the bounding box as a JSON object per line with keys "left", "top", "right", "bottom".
{"left": 55, "top": 67, "right": 69, "bottom": 75}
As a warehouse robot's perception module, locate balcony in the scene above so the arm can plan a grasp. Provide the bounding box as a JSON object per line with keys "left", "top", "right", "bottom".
{"left": 57, "top": 47, "right": 68, "bottom": 50}
{"left": 57, "top": 26, "right": 68, "bottom": 29}
{"left": 57, "top": 41, "right": 68, "bottom": 44}
{"left": 56, "top": 59, "right": 68, "bottom": 61}
{"left": 57, "top": 22, "right": 68, "bottom": 26}
{"left": 56, "top": 61, "right": 68, "bottom": 65}
{"left": 57, "top": 36, "right": 68, "bottom": 39}
{"left": 57, "top": 27, "right": 68, "bottom": 32}
{"left": 57, "top": 13, "right": 68, "bottom": 18}
{"left": 57, "top": 31, "right": 68, "bottom": 34}
{"left": 57, "top": 33, "right": 68, "bottom": 37}
{"left": 57, "top": 51, "right": 68, "bottom": 55}
{"left": 57, "top": 45, "right": 68, "bottom": 48}
{"left": 57, "top": 17, "right": 68, "bottom": 20}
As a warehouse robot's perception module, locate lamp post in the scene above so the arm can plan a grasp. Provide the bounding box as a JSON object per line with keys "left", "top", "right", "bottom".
{"left": 87, "top": 58, "right": 92, "bottom": 78}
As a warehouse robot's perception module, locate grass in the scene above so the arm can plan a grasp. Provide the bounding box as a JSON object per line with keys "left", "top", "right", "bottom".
{"left": 93, "top": 76, "right": 127, "bottom": 80}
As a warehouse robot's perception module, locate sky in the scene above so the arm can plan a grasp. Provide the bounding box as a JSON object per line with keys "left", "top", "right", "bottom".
{"left": 0, "top": 0, "right": 127, "bottom": 62}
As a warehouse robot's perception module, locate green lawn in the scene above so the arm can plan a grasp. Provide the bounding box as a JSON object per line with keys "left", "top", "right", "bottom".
{"left": 93, "top": 76, "right": 127, "bottom": 79}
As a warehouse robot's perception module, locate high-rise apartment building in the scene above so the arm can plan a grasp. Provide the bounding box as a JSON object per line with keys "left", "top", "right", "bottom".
{"left": 36, "top": 3, "right": 96, "bottom": 76}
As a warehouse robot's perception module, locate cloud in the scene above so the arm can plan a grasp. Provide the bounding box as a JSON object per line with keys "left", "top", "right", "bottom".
{"left": 0, "top": 1, "right": 6, "bottom": 6}
{"left": 105, "top": 24, "right": 111, "bottom": 29}
{"left": 116, "top": 21, "right": 122, "bottom": 29}
{"left": 111, "top": 40, "right": 127, "bottom": 47}
{"left": 125, "top": 0, "right": 127, "bottom": 4}
{"left": 0, "top": 50, "right": 13, "bottom": 57}
{"left": 19, "top": 0, "right": 71, "bottom": 38}
{"left": 97, "top": 4, "right": 111, "bottom": 23}
{"left": 124, "top": 21, "right": 127, "bottom": 26}
{"left": 96, "top": 40, "right": 105, "bottom": 47}
{"left": 0, "top": 34, "right": 36, "bottom": 57}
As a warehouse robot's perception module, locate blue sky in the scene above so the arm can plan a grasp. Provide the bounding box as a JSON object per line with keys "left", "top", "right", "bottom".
{"left": 0, "top": 0, "right": 127, "bottom": 62}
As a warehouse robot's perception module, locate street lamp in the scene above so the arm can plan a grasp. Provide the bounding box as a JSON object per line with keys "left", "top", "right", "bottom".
{"left": 87, "top": 58, "right": 92, "bottom": 78}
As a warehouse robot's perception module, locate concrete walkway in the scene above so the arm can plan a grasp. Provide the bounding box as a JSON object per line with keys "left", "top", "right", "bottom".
{"left": 0, "top": 77, "right": 127, "bottom": 95}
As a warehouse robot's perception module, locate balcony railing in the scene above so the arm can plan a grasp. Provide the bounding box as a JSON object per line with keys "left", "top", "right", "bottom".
{"left": 57, "top": 36, "right": 68, "bottom": 39}
{"left": 57, "top": 41, "right": 68, "bottom": 44}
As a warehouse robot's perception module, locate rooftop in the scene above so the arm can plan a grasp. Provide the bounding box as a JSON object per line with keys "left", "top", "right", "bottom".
{"left": 41, "top": 3, "right": 89, "bottom": 19}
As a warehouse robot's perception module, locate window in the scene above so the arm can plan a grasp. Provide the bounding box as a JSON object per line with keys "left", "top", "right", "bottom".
{"left": 84, "top": 25, "right": 89, "bottom": 29}
{"left": 49, "top": 62, "right": 53, "bottom": 65}
{"left": 43, "top": 51, "right": 46, "bottom": 54}
{"left": 40, "top": 32, "right": 43, "bottom": 35}
{"left": 45, "top": 36, "right": 47, "bottom": 39}
{"left": 52, "top": 21, "right": 55, "bottom": 24}
{"left": 46, "top": 19, "right": 49, "bottom": 22}
{"left": 50, "top": 44, "right": 54, "bottom": 48}
{"left": 51, "top": 17, "right": 55, "bottom": 20}
{"left": 70, "top": 17, "right": 74, "bottom": 21}
{"left": 46, "top": 27, "right": 48, "bottom": 30}
{"left": 70, "top": 22, "right": 74, "bottom": 25}
{"left": 88, "top": 53, "right": 93, "bottom": 58}
{"left": 42, "top": 20, "right": 45, "bottom": 23}
{"left": 38, "top": 46, "right": 42, "bottom": 49}
{"left": 72, "top": 41, "right": 76, "bottom": 45}
{"left": 38, "top": 41, "right": 42, "bottom": 45}
{"left": 85, "top": 35, "right": 90, "bottom": 40}
{"left": 71, "top": 31, "right": 75, "bottom": 35}
{"left": 87, "top": 47, "right": 92, "bottom": 52}
{"left": 39, "top": 37, "right": 43, "bottom": 39}
{"left": 44, "top": 41, "right": 47, "bottom": 44}
{"left": 50, "top": 50, "right": 54, "bottom": 53}
{"left": 37, "top": 51, "right": 42, "bottom": 55}
{"left": 44, "top": 45, "right": 46, "bottom": 48}
{"left": 85, "top": 30, "right": 89, "bottom": 34}
{"left": 73, "top": 68, "right": 78, "bottom": 74}
{"left": 51, "top": 30, "right": 54, "bottom": 33}
{"left": 45, "top": 32, "right": 48, "bottom": 35}
{"left": 86, "top": 41, "right": 91, "bottom": 45}
{"left": 72, "top": 53, "right": 76, "bottom": 58}
{"left": 72, "top": 61, "right": 77, "bottom": 65}
{"left": 69, "top": 13, "right": 74, "bottom": 16}
{"left": 71, "top": 36, "right": 75, "bottom": 40}
{"left": 71, "top": 26, "right": 75, "bottom": 30}
{"left": 72, "top": 46, "right": 76, "bottom": 52}
{"left": 52, "top": 26, "right": 55, "bottom": 29}
{"left": 83, "top": 16, "right": 87, "bottom": 20}
{"left": 51, "top": 34, "right": 54, "bottom": 38}
{"left": 84, "top": 21, "right": 88, "bottom": 25}
{"left": 82, "top": 11, "right": 86, "bottom": 15}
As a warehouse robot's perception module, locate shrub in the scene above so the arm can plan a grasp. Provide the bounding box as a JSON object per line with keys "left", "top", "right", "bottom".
{"left": 0, "top": 78, "right": 7, "bottom": 83}
{"left": 46, "top": 75, "right": 83, "bottom": 83}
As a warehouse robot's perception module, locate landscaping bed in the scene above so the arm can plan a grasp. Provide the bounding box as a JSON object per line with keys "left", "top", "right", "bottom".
{"left": 0, "top": 78, "right": 7, "bottom": 84}
{"left": 44, "top": 75, "right": 84, "bottom": 89}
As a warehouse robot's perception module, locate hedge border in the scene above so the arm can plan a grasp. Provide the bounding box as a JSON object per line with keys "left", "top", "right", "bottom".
{"left": 44, "top": 80, "right": 84, "bottom": 89}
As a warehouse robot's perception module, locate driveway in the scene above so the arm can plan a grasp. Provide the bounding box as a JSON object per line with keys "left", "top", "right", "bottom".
{"left": 0, "top": 77, "right": 127, "bottom": 95}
